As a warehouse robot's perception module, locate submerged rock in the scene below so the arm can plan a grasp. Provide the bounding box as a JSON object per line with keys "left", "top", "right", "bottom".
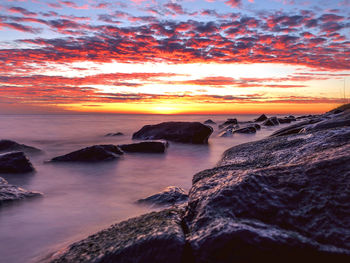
{"left": 50, "top": 145, "right": 123, "bottom": 162}
{"left": 132, "top": 122, "right": 213, "bottom": 144}
{"left": 105, "top": 132, "right": 124, "bottom": 137}
{"left": 234, "top": 126, "right": 256, "bottom": 134}
{"left": 255, "top": 114, "right": 268, "bottom": 122}
{"left": 263, "top": 117, "right": 280, "bottom": 126}
{"left": 138, "top": 186, "right": 188, "bottom": 207}
{"left": 278, "top": 118, "right": 292, "bottom": 124}
{"left": 218, "top": 129, "right": 233, "bottom": 137}
{"left": 119, "top": 141, "right": 168, "bottom": 153}
{"left": 0, "top": 152, "right": 35, "bottom": 173}
{"left": 50, "top": 208, "right": 186, "bottom": 263}
{"left": 0, "top": 177, "right": 41, "bottom": 205}
{"left": 204, "top": 119, "right": 216, "bottom": 125}
{"left": 0, "top": 139, "right": 41, "bottom": 153}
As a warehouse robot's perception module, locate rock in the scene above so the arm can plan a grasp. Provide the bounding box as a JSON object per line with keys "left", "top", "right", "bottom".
{"left": 254, "top": 124, "right": 261, "bottom": 130}
{"left": 50, "top": 145, "right": 123, "bottom": 162}
{"left": 204, "top": 119, "right": 216, "bottom": 125}
{"left": 271, "top": 119, "right": 322, "bottom": 137}
{"left": 255, "top": 114, "right": 268, "bottom": 122}
{"left": 0, "top": 176, "right": 42, "bottom": 205}
{"left": 278, "top": 118, "right": 292, "bottom": 124}
{"left": 218, "top": 129, "right": 233, "bottom": 137}
{"left": 138, "top": 186, "right": 188, "bottom": 207}
{"left": 223, "top": 118, "right": 238, "bottom": 125}
{"left": 105, "top": 132, "right": 124, "bottom": 136}
{"left": 0, "top": 152, "right": 35, "bottom": 173}
{"left": 50, "top": 208, "right": 186, "bottom": 263}
{"left": 132, "top": 122, "right": 213, "bottom": 144}
{"left": 185, "top": 122, "right": 350, "bottom": 261}
{"left": 234, "top": 126, "right": 256, "bottom": 134}
{"left": 287, "top": 115, "right": 296, "bottom": 121}
{"left": 119, "top": 141, "right": 168, "bottom": 153}
{"left": 263, "top": 117, "right": 280, "bottom": 126}
{"left": 0, "top": 139, "right": 41, "bottom": 153}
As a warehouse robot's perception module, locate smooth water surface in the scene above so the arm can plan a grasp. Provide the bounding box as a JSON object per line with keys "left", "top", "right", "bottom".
{"left": 0, "top": 114, "right": 290, "bottom": 262}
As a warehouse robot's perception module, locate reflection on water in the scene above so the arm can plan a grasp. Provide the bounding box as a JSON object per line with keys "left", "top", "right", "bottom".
{"left": 0, "top": 114, "right": 287, "bottom": 262}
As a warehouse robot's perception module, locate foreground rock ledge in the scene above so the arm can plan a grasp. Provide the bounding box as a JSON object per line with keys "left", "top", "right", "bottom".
{"left": 50, "top": 107, "right": 350, "bottom": 263}
{"left": 50, "top": 208, "right": 187, "bottom": 263}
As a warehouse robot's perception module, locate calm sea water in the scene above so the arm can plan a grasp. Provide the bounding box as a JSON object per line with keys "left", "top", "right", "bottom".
{"left": 0, "top": 114, "right": 291, "bottom": 262}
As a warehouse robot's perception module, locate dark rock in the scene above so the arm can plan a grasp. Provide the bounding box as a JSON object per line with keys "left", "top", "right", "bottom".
{"left": 263, "top": 117, "right": 279, "bottom": 126}
{"left": 0, "top": 176, "right": 41, "bottom": 205}
{"left": 271, "top": 119, "right": 322, "bottom": 137}
{"left": 119, "top": 141, "right": 168, "bottom": 153}
{"left": 218, "top": 130, "right": 233, "bottom": 137}
{"left": 278, "top": 118, "right": 292, "bottom": 124}
{"left": 204, "top": 119, "right": 216, "bottom": 125}
{"left": 105, "top": 132, "right": 124, "bottom": 137}
{"left": 287, "top": 115, "right": 296, "bottom": 121}
{"left": 254, "top": 124, "right": 261, "bottom": 130}
{"left": 50, "top": 208, "right": 186, "bottom": 263}
{"left": 234, "top": 126, "right": 256, "bottom": 134}
{"left": 186, "top": 123, "right": 350, "bottom": 261}
{"left": 222, "top": 118, "right": 238, "bottom": 125}
{"left": 0, "top": 152, "right": 35, "bottom": 173}
{"left": 0, "top": 139, "right": 41, "bottom": 153}
{"left": 255, "top": 114, "right": 268, "bottom": 122}
{"left": 332, "top": 109, "right": 343, "bottom": 114}
{"left": 132, "top": 122, "right": 213, "bottom": 144}
{"left": 138, "top": 186, "right": 188, "bottom": 207}
{"left": 50, "top": 145, "right": 123, "bottom": 162}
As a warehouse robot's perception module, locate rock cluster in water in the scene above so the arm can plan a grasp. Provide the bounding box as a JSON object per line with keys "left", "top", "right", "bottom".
{"left": 0, "top": 139, "right": 42, "bottom": 154}
{"left": 50, "top": 106, "right": 350, "bottom": 262}
{"left": 132, "top": 122, "right": 213, "bottom": 144}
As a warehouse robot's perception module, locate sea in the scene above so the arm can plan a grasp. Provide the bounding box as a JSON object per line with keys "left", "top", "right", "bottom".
{"left": 0, "top": 114, "right": 293, "bottom": 262}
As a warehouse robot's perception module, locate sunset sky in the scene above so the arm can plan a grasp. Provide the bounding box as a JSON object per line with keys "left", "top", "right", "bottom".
{"left": 0, "top": 0, "right": 349, "bottom": 114}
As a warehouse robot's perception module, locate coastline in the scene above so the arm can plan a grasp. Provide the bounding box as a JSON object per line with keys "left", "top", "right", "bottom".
{"left": 47, "top": 106, "right": 350, "bottom": 262}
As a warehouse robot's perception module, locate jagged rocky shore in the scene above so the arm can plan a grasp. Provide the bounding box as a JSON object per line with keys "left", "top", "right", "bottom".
{"left": 48, "top": 106, "right": 350, "bottom": 262}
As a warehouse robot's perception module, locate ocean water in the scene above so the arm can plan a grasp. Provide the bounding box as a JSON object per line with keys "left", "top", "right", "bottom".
{"left": 0, "top": 114, "right": 291, "bottom": 262}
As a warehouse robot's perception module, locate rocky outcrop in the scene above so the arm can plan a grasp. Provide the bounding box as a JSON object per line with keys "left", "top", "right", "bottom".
{"left": 255, "top": 114, "right": 268, "bottom": 122}
{"left": 132, "top": 122, "right": 213, "bottom": 144}
{"left": 50, "top": 106, "right": 350, "bottom": 262}
{"left": 0, "top": 177, "right": 41, "bottom": 205}
{"left": 204, "top": 119, "right": 216, "bottom": 125}
{"left": 119, "top": 141, "right": 168, "bottom": 153}
{"left": 234, "top": 126, "right": 256, "bottom": 134}
{"left": 263, "top": 116, "right": 280, "bottom": 126}
{"left": 0, "top": 152, "right": 35, "bottom": 173}
{"left": 138, "top": 186, "right": 188, "bottom": 207}
{"left": 50, "top": 208, "right": 187, "bottom": 263}
{"left": 0, "top": 139, "right": 41, "bottom": 153}
{"left": 50, "top": 145, "right": 123, "bottom": 162}
{"left": 105, "top": 132, "right": 124, "bottom": 137}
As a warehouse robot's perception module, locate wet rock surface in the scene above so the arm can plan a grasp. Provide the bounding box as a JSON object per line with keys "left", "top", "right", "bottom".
{"left": 50, "top": 145, "right": 123, "bottom": 162}
{"left": 138, "top": 186, "right": 188, "bottom": 207}
{"left": 49, "top": 107, "right": 350, "bottom": 263}
{"left": 0, "top": 177, "right": 41, "bottom": 205}
{"left": 105, "top": 132, "right": 124, "bottom": 137}
{"left": 0, "top": 139, "right": 41, "bottom": 153}
{"left": 132, "top": 122, "right": 213, "bottom": 144}
{"left": 263, "top": 116, "right": 280, "bottom": 126}
{"left": 255, "top": 114, "right": 268, "bottom": 122}
{"left": 0, "top": 152, "right": 35, "bottom": 173}
{"left": 50, "top": 208, "right": 187, "bottom": 263}
{"left": 204, "top": 119, "right": 216, "bottom": 125}
{"left": 119, "top": 141, "right": 168, "bottom": 153}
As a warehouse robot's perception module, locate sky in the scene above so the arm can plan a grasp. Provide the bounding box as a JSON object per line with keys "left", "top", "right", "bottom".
{"left": 0, "top": 0, "right": 349, "bottom": 114}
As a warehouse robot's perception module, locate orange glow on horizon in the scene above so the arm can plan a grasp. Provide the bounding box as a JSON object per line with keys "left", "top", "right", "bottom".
{"left": 62, "top": 101, "right": 341, "bottom": 115}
